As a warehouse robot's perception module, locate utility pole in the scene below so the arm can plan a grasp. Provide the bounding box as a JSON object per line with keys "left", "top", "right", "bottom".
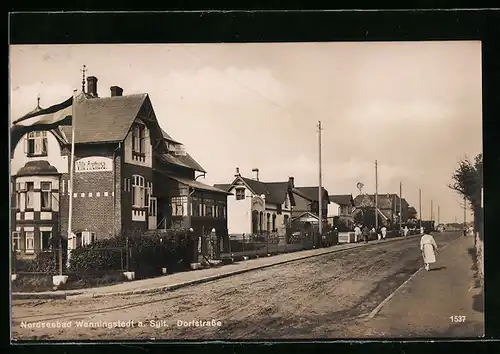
{"left": 419, "top": 188, "right": 422, "bottom": 228}
{"left": 318, "top": 121, "right": 323, "bottom": 240}
{"left": 399, "top": 181, "right": 402, "bottom": 231}
{"left": 463, "top": 195, "right": 467, "bottom": 228}
{"left": 375, "top": 160, "right": 379, "bottom": 231}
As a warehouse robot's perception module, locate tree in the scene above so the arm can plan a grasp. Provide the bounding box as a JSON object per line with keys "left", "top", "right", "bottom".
{"left": 353, "top": 207, "right": 384, "bottom": 228}
{"left": 448, "top": 153, "right": 483, "bottom": 237}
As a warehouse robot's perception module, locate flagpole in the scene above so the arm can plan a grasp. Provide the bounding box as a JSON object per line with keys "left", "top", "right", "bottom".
{"left": 67, "top": 89, "right": 77, "bottom": 265}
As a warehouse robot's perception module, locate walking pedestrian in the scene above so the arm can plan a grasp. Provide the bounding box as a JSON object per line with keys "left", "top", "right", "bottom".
{"left": 420, "top": 226, "right": 424, "bottom": 235}
{"left": 420, "top": 227, "right": 438, "bottom": 271}
{"left": 381, "top": 225, "right": 387, "bottom": 240}
{"left": 354, "top": 224, "right": 361, "bottom": 243}
{"left": 362, "top": 225, "right": 370, "bottom": 243}
{"left": 404, "top": 225, "right": 409, "bottom": 238}
{"left": 370, "top": 227, "right": 376, "bottom": 241}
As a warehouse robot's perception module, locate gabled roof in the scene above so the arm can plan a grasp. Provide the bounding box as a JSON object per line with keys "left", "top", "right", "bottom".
{"left": 156, "top": 172, "right": 231, "bottom": 195}
{"left": 353, "top": 193, "right": 406, "bottom": 210}
{"left": 60, "top": 93, "right": 147, "bottom": 144}
{"left": 329, "top": 194, "right": 354, "bottom": 206}
{"left": 216, "top": 176, "right": 294, "bottom": 205}
{"left": 293, "top": 187, "right": 330, "bottom": 203}
{"left": 408, "top": 206, "right": 418, "bottom": 215}
{"left": 291, "top": 212, "right": 319, "bottom": 222}
{"left": 160, "top": 128, "right": 181, "bottom": 144}
{"left": 213, "top": 184, "right": 231, "bottom": 192}
{"left": 155, "top": 152, "right": 206, "bottom": 173}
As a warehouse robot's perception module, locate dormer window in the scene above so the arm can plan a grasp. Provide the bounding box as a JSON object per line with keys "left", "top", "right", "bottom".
{"left": 132, "top": 123, "right": 146, "bottom": 161}
{"left": 26, "top": 131, "right": 48, "bottom": 157}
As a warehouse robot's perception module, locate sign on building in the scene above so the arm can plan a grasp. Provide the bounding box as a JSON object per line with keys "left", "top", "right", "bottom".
{"left": 75, "top": 156, "right": 113, "bottom": 173}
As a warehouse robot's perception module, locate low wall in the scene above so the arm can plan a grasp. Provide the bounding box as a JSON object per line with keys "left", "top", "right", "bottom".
{"left": 338, "top": 232, "right": 356, "bottom": 243}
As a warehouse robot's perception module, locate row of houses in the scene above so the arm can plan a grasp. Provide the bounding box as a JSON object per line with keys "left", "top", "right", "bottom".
{"left": 9, "top": 74, "right": 419, "bottom": 265}
{"left": 213, "top": 169, "right": 419, "bottom": 237}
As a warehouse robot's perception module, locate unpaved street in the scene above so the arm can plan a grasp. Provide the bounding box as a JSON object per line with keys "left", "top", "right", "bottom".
{"left": 12, "top": 232, "right": 463, "bottom": 340}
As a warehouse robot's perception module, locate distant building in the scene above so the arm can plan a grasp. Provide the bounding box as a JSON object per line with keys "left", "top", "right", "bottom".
{"left": 327, "top": 194, "right": 355, "bottom": 229}
{"left": 214, "top": 170, "right": 295, "bottom": 237}
{"left": 352, "top": 193, "right": 411, "bottom": 226}
{"left": 291, "top": 186, "right": 330, "bottom": 228}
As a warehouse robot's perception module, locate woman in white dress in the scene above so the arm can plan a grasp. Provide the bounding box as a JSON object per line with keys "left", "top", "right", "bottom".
{"left": 420, "top": 227, "right": 438, "bottom": 271}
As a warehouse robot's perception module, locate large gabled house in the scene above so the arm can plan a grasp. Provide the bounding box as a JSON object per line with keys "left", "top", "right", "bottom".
{"left": 214, "top": 169, "right": 295, "bottom": 237}
{"left": 10, "top": 76, "right": 229, "bottom": 262}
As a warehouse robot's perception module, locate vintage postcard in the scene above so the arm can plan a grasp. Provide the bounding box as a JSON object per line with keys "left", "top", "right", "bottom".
{"left": 10, "top": 41, "right": 484, "bottom": 341}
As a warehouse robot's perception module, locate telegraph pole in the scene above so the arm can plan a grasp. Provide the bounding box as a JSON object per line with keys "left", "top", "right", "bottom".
{"left": 399, "top": 181, "right": 402, "bottom": 231}
{"left": 318, "top": 121, "right": 323, "bottom": 239}
{"left": 463, "top": 195, "right": 467, "bottom": 229}
{"left": 375, "top": 160, "right": 379, "bottom": 231}
{"left": 419, "top": 188, "right": 422, "bottom": 228}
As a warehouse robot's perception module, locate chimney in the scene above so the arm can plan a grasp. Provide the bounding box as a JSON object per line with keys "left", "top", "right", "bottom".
{"left": 87, "top": 76, "right": 98, "bottom": 97}
{"left": 110, "top": 86, "right": 123, "bottom": 97}
{"left": 288, "top": 176, "right": 295, "bottom": 188}
{"left": 235, "top": 167, "right": 240, "bottom": 177}
{"left": 252, "top": 168, "right": 259, "bottom": 181}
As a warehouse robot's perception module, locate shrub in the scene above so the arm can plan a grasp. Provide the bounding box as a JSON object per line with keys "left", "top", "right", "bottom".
{"left": 68, "top": 228, "right": 191, "bottom": 276}
{"left": 13, "top": 250, "right": 59, "bottom": 274}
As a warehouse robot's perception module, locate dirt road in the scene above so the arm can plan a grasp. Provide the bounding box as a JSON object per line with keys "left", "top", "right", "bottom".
{"left": 12, "top": 232, "right": 464, "bottom": 340}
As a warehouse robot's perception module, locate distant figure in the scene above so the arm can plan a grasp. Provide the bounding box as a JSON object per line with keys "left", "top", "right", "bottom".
{"left": 420, "top": 226, "right": 424, "bottom": 235}
{"left": 420, "top": 227, "right": 438, "bottom": 271}
{"left": 370, "top": 227, "right": 376, "bottom": 241}
{"left": 468, "top": 226, "right": 474, "bottom": 237}
{"left": 354, "top": 225, "right": 361, "bottom": 243}
{"left": 362, "top": 225, "right": 370, "bottom": 243}
{"left": 463, "top": 228, "right": 467, "bottom": 237}
{"left": 404, "top": 226, "right": 409, "bottom": 238}
{"left": 381, "top": 226, "right": 387, "bottom": 240}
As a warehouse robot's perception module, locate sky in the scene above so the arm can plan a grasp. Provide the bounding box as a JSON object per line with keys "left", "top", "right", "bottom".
{"left": 9, "top": 42, "right": 482, "bottom": 223}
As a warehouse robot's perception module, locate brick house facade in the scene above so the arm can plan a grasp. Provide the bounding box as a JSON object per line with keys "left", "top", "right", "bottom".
{"left": 10, "top": 76, "right": 229, "bottom": 262}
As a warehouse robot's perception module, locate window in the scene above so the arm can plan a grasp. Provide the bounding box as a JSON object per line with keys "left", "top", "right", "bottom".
{"left": 199, "top": 199, "right": 205, "bottom": 216}
{"left": 12, "top": 232, "right": 20, "bottom": 252}
{"left": 132, "top": 124, "right": 146, "bottom": 155}
{"left": 75, "top": 231, "right": 96, "bottom": 248}
{"left": 205, "top": 199, "right": 214, "bottom": 217}
{"left": 41, "top": 231, "right": 52, "bottom": 251}
{"left": 235, "top": 188, "right": 245, "bottom": 200}
{"left": 272, "top": 214, "right": 276, "bottom": 231}
{"left": 26, "top": 182, "right": 34, "bottom": 209}
{"left": 277, "top": 204, "right": 282, "bottom": 215}
{"left": 25, "top": 231, "right": 34, "bottom": 254}
{"left": 192, "top": 197, "right": 200, "bottom": 217}
{"left": 148, "top": 196, "right": 157, "bottom": 217}
{"left": 266, "top": 213, "right": 271, "bottom": 232}
{"left": 41, "top": 182, "right": 52, "bottom": 210}
{"left": 132, "top": 175, "right": 146, "bottom": 207}
{"left": 15, "top": 183, "right": 21, "bottom": 209}
{"left": 26, "top": 131, "right": 48, "bottom": 156}
{"left": 284, "top": 197, "right": 290, "bottom": 209}
{"left": 171, "top": 197, "right": 188, "bottom": 216}
{"left": 284, "top": 214, "right": 290, "bottom": 226}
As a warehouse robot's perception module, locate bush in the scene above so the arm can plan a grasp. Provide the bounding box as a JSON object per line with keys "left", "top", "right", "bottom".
{"left": 68, "top": 228, "right": 191, "bottom": 277}
{"left": 13, "top": 250, "right": 59, "bottom": 274}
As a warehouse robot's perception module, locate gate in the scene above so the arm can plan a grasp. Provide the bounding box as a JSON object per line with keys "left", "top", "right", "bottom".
{"left": 200, "top": 227, "right": 221, "bottom": 263}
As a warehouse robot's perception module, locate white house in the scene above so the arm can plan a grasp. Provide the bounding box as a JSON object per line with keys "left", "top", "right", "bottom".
{"left": 327, "top": 194, "right": 355, "bottom": 229}
{"left": 214, "top": 169, "right": 296, "bottom": 237}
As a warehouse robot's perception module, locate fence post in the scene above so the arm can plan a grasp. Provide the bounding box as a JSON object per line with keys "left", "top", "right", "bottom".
{"left": 266, "top": 232, "right": 269, "bottom": 255}
{"left": 125, "top": 234, "right": 130, "bottom": 271}
{"left": 242, "top": 233, "right": 245, "bottom": 255}
{"left": 284, "top": 234, "right": 287, "bottom": 253}
{"left": 58, "top": 236, "right": 63, "bottom": 275}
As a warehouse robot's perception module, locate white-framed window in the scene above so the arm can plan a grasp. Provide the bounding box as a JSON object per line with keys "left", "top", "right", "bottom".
{"left": 40, "top": 230, "right": 52, "bottom": 251}
{"left": 41, "top": 182, "right": 52, "bottom": 210}
{"left": 12, "top": 232, "right": 21, "bottom": 252}
{"left": 132, "top": 175, "right": 146, "bottom": 207}
{"left": 75, "top": 231, "right": 96, "bottom": 248}
{"left": 26, "top": 182, "right": 34, "bottom": 209}
{"left": 26, "top": 131, "right": 48, "bottom": 156}
{"left": 284, "top": 196, "right": 290, "bottom": 209}
{"left": 171, "top": 196, "right": 188, "bottom": 216}
{"left": 25, "top": 231, "right": 35, "bottom": 254}
{"left": 235, "top": 188, "right": 245, "bottom": 200}
{"left": 148, "top": 196, "right": 157, "bottom": 217}
{"left": 131, "top": 123, "right": 146, "bottom": 155}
